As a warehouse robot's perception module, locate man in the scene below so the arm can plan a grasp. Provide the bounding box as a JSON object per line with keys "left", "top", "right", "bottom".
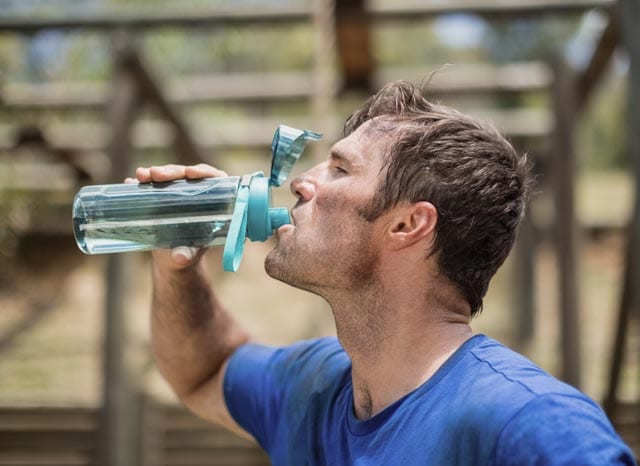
{"left": 134, "top": 81, "right": 636, "bottom": 465}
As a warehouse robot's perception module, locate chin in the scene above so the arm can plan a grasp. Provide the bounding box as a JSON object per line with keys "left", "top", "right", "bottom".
{"left": 264, "top": 248, "right": 288, "bottom": 281}
{"left": 264, "top": 248, "right": 321, "bottom": 295}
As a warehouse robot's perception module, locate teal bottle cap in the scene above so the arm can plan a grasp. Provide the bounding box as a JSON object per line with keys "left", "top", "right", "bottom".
{"left": 246, "top": 175, "right": 270, "bottom": 242}
{"left": 223, "top": 125, "right": 321, "bottom": 272}
{"left": 270, "top": 125, "right": 322, "bottom": 187}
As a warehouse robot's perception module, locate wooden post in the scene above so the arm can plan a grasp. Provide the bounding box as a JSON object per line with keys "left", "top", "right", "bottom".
{"left": 312, "top": 0, "right": 337, "bottom": 159}
{"left": 98, "top": 32, "right": 142, "bottom": 466}
{"left": 513, "top": 200, "right": 537, "bottom": 348}
{"left": 604, "top": 0, "right": 640, "bottom": 415}
{"left": 576, "top": 11, "right": 619, "bottom": 110}
{"left": 335, "top": 0, "right": 373, "bottom": 91}
{"left": 550, "top": 59, "right": 581, "bottom": 388}
{"left": 138, "top": 394, "right": 164, "bottom": 466}
{"left": 123, "top": 49, "right": 206, "bottom": 166}
{"left": 509, "top": 138, "right": 539, "bottom": 349}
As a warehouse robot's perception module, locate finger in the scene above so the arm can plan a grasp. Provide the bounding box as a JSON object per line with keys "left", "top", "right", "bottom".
{"left": 149, "top": 164, "right": 187, "bottom": 182}
{"left": 124, "top": 177, "right": 138, "bottom": 184}
{"left": 171, "top": 246, "right": 199, "bottom": 266}
{"left": 185, "top": 163, "right": 227, "bottom": 179}
{"left": 135, "top": 166, "right": 152, "bottom": 183}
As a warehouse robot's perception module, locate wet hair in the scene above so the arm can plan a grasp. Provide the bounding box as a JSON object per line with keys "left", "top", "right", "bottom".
{"left": 345, "top": 80, "right": 532, "bottom": 317}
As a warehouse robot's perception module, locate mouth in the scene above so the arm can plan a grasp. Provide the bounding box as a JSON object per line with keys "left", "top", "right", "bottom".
{"left": 276, "top": 210, "right": 297, "bottom": 237}
{"left": 289, "top": 209, "right": 298, "bottom": 226}
{"left": 276, "top": 223, "right": 295, "bottom": 237}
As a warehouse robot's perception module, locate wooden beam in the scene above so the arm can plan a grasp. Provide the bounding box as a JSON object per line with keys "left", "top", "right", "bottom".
{"left": 99, "top": 34, "right": 142, "bottom": 466}
{"left": 1, "top": 63, "right": 551, "bottom": 112}
{"left": 376, "top": 62, "right": 552, "bottom": 95}
{"left": 604, "top": 0, "right": 640, "bottom": 416}
{"left": 0, "top": 108, "right": 552, "bottom": 153}
{"left": 335, "top": 0, "right": 373, "bottom": 91}
{"left": 0, "top": 7, "right": 310, "bottom": 33}
{"left": 105, "top": 41, "right": 141, "bottom": 183}
{"left": 0, "top": 0, "right": 613, "bottom": 33}
{"left": 1, "top": 72, "right": 316, "bottom": 110}
{"left": 311, "top": 0, "right": 337, "bottom": 160}
{"left": 576, "top": 10, "right": 620, "bottom": 110}
{"left": 10, "top": 126, "right": 93, "bottom": 181}
{"left": 513, "top": 212, "right": 537, "bottom": 348}
{"left": 121, "top": 46, "right": 205, "bottom": 165}
{"left": 550, "top": 58, "right": 581, "bottom": 388}
{"left": 371, "top": 0, "right": 614, "bottom": 20}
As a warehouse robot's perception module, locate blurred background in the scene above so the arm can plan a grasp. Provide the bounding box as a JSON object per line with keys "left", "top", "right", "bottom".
{"left": 0, "top": 0, "right": 638, "bottom": 465}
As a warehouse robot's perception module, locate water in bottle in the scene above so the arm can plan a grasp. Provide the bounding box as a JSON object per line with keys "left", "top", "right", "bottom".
{"left": 74, "top": 176, "right": 239, "bottom": 254}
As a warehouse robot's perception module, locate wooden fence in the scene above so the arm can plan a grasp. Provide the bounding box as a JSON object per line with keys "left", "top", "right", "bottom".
{"left": 0, "top": 400, "right": 637, "bottom": 466}
{"left": 1, "top": 1, "right": 638, "bottom": 464}
{"left": 0, "top": 401, "right": 270, "bottom": 466}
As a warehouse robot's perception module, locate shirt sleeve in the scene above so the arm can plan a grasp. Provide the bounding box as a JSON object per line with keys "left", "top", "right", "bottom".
{"left": 491, "top": 394, "right": 637, "bottom": 466}
{"left": 222, "top": 337, "right": 347, "bottom": 453}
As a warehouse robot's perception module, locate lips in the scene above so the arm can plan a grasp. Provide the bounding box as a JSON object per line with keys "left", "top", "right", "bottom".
{"left": 276, "top": 223, "right": 295, "bottom": 238}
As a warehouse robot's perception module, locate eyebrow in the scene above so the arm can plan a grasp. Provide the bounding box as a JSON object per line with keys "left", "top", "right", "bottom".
{"left": 330, "top": 149, "right": 358, "bottom": 167}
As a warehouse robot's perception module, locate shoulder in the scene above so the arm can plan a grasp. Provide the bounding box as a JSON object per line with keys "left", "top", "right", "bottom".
{"left": 441, "top": 337, "right": 635, "bottom": 464}
{"left": 465, "top": 336, "right": 584, "bottom": 400}
{"left": 223, "top": 337, "right": 350, "bottom": 451}
{"left": 459, "top": 337, "right": 607, "bottom": 426}
{"left": 226, "top": 336, "right": 350, "bottom": 391}
{"left": 490, "top": 393, "right": 636, "bottom": 465}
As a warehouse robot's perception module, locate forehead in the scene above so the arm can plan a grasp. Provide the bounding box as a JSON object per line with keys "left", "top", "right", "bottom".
{"left": 332, "top": 118, "right": 397, "bottom": 171}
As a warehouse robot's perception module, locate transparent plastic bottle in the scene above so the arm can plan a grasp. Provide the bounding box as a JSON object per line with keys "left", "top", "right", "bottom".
{"left": 72, "top": 125, "right": 321, "bottom": 271}
{"left": 73, "top": 176, "right": 240, "bottom": 255}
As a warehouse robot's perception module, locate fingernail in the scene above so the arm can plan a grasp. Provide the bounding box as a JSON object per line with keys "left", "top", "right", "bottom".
{"left": 171, "top": 246, "right": 194, "bottom": 264}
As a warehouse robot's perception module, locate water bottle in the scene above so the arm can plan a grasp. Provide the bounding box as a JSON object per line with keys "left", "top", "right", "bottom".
{"left": 72, "top": 125, "right": 321, "bottom": 271}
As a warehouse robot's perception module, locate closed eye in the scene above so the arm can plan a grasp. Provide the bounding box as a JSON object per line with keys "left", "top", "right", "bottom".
{"left": 329, "top": 150, "right": 352, "bottom": 176}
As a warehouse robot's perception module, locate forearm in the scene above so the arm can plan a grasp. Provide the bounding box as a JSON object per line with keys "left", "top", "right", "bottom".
{"left": 150, "top": 257, "right": 250, "bottom": 400}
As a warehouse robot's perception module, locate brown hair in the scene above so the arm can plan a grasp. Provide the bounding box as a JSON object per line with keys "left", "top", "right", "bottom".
{"left": 346, "top": 81, "right": 532, "bottom": 317}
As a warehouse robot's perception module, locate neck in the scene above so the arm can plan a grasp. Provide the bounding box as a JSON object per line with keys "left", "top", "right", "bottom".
{"left": 326, "top": 272, "right": 473, "bottom": 420}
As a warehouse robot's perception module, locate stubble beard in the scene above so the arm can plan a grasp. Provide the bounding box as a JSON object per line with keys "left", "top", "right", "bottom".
{"left": 264, "top": 226, "right": 380, "bottom": 300}
{"left": 265, "top": 223, "right": 394, "bottom": 357}
{"left": 266, "top": 231, "right": 390, "bottom": 359}
{"left": 264, "top": 234, "right": 325, "bottom": 296}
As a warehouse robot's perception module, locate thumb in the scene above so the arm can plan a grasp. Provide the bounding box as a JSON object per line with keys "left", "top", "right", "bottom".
{"left": 171, "top": 246, "right": 199, "bottom": 266}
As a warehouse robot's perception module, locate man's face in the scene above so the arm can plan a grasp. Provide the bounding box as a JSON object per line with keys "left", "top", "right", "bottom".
{"left": 265, "top": 120, "right": 393, "bottom": 294}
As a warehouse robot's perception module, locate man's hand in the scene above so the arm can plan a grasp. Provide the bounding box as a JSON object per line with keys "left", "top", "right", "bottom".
{"left": 128, "top": 163, "right": 228, "bottom": 269}
{"left": 132, "top": 163, "right": 251, "bottom": 438}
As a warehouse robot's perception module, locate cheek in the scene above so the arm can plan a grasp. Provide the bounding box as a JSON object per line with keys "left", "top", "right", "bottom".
{"left": 302, "top": 184, "right": 377, "bottom": 249}
{"left": 314, "top": 205, "right": 371, "bottom": 247}
{"left": 314, "top": 185, "right": 371, "bottom": 218}
{"left": 313, "top": 201, "right": 355, "bottom": 237}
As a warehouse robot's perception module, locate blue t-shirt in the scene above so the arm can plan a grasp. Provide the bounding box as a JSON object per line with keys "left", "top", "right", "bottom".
{"left": 223, "top": 334, "right": 636, "bottom": 465}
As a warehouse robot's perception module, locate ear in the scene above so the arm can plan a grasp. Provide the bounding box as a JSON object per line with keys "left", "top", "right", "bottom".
{"left": 386, "top": 202, "right": 437, "bottom": 251}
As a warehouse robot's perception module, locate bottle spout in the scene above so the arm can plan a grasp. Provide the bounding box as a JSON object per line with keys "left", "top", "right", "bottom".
{"left": 269, "top": 207, "right": 290, "bottom": 230}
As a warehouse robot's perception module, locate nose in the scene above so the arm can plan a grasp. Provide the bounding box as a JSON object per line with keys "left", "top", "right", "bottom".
{"left": 290, "top": 170, "right": 316, "bottom": 202}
